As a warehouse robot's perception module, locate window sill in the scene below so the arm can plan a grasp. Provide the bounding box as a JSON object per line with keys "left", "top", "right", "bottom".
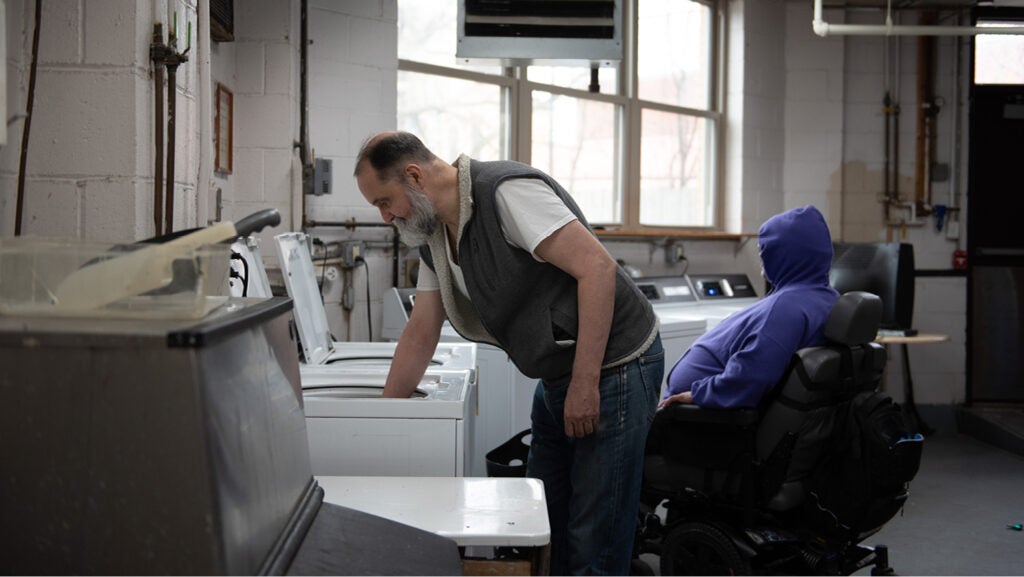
{"left": 593, "top": 228, "right": 755, "bottom": 242}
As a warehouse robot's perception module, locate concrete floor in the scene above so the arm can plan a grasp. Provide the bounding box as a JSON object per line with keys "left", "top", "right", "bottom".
{"left": 854, "top": 431, "right": 1024, "bottom": 576}
{"left": 637, "top": 429, "right": 1024, "bottom": 575}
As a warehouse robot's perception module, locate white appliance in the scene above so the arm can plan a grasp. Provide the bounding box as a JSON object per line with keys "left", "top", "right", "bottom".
{"left": 274, "top": 233, "right": 478, "bottom": 477}
{"left": 301, "top": 341, "right": 477, "bottom": 375}
{"left": 653, "top": 311, "right": 707, "bottom": 395}
{"left": 688, "top": 273, "right": 761, "bottom": 330}
{"left": 228, "top": 235, "right": 274, "bottom": 298}
{"left": 633, "top": 276, "right": 710, "bottom": 390}
{"left": 382, "top": 285, "right": 704, "bottom": 461}
{"left": 302, "top": 369, "right": 475, "bottom": 477}
{"left": 636, "top": 274, "right": 761, "bottom": 331}
{"left": 384, "top": 287, "right": 527, "bottom": 476}
{"left": 274, "top": 233, "right": 476, "bottom": 373}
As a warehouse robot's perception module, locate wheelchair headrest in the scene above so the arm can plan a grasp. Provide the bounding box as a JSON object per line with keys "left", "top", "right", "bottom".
{"left": 824, "top": 291, "right": 882, "bottom": 346}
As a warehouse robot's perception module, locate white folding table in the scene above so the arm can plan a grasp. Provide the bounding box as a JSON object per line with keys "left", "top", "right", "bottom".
{"left": 317, "top": 476, "right": 551, "bottom": 575}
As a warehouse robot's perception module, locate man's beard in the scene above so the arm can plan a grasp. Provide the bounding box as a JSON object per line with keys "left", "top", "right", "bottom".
{"left": 393, "top": 184, "right": 439, "bottom": 247}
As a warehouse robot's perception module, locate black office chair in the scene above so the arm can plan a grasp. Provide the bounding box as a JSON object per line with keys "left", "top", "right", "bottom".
{"left": 633, "top": 291, "right": 922, "bottom": 576}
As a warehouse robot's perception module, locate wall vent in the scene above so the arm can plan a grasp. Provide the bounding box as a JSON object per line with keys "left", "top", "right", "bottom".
{"left": 457, "top": 0, "right": 622, "bottom": 65}
{"left": 211, "top": 0, "right": 234, "bottom": 42}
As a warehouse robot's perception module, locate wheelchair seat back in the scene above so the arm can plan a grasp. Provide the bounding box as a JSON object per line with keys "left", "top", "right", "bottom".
{"left": 643, "top": 292, "right": 885, "bottom": 510}
{"left": 756, "top": 291, "right": 886, "bottom": 511}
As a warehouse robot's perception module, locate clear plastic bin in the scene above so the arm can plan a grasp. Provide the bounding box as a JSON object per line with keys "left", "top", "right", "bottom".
{"left": 0, "top": 237, "right": 231, "bottom": 319}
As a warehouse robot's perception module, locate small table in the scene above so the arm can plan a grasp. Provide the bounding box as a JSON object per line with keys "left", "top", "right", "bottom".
{"left": 317, "top": 476, "right": 551, "bottom": 575}
{"left": 875, "top": 333, "right": 951, "bottom": 436}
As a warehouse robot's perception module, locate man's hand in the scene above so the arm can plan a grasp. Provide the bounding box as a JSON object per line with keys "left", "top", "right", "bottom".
{"left": 659, "top": 391, "right": 694, "bottom": 408}
{"left": 564, "top": 378, "right": 601, "bottom": 438}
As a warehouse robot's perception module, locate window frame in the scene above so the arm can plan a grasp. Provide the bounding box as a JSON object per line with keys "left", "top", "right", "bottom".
{"left": 396, "top": 0, "right": 726, "bottom": 233}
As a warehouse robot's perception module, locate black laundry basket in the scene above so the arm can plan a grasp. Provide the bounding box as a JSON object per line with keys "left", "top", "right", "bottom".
{"left": 486, "top": 429, "right": 532, "bottom": 477}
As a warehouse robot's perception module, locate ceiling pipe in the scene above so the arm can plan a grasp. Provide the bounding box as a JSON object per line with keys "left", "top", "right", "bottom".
{"left": 813, "top": 0, "right": 1024, "bottom": 36}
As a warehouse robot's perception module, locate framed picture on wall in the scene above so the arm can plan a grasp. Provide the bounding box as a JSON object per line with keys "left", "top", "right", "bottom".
{"left": 215, "top": 83, "right": 233, "bottom": 174}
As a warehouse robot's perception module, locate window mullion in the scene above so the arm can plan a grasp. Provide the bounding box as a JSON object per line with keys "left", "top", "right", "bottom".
{"left": 622, "top": 0, "right": 640, "bottom": 229}
{"left": 513, "top": 66, "right": 532, "bottom": 164}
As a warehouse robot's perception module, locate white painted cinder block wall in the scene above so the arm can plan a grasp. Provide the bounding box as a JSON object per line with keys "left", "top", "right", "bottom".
{"left": 1, "top": 0, "right": 170, "bottom": 240}
{"left": 0, "top": 0, "right": 967, "bottom": 405}
{"left": 780, "top": 2, "right": 967, "bottom": 405}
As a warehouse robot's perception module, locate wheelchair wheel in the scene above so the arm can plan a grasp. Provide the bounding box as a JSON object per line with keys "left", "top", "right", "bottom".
{"left": 660, "top": 522, "right": 751, "bottom": 576}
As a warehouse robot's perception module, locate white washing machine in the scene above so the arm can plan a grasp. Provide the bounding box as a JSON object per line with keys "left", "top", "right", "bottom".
{"left": 383, "top": 287, "right": 527, "bottom": 476}
{"left": 636, "top": 274, "right": 761, "bottom": 332}
{"left": 382, "top": 285, "right": 702, "bottom": 462}
{"left": 302, "top": 369, "right": 475, "bottom": 477}
{"left": 274, "top": 234, "right": 479, "bottom": 477}
{"left": 274, "top": 233, "right": 476, "bottom": 373}
{"left": 633, "top": 276, "right": 710, "bottom": 392}
{"left": 687, "top": 273, "right": 761, "bottom": 330}
{"left": 228, "top": 235, "right": 274, "bottom": 298}
{"left": 634, "top": 275, "right": 701, "bottom": 317}
{"left": 653, "top": 311, "right": 707, "bottom": 394}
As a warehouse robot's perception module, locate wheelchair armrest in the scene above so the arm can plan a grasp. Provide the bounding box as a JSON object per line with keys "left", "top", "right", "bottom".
{"left": 658, "top": 403, "right": 759, "bottom": 427}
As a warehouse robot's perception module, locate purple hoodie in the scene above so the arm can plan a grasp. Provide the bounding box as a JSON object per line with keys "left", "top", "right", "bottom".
{"left": 665, "top": 206, "right": 839, "bottom": 408}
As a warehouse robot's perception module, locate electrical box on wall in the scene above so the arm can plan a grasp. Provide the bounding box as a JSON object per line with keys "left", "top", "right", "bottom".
{"left": 457, "top": 0, "right": 622, "bottom": 66}
{"left": 313, "top": 158, "right": 332, "bottom": 196}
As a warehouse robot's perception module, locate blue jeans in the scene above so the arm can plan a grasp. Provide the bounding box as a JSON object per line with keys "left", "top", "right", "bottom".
{"left": 526, "top": 335, "right": 663, "bottom": 576}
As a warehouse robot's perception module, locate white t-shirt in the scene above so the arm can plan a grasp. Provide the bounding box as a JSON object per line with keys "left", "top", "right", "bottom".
{"left": 416, "top": 178, "right": 578, "bottom": 294}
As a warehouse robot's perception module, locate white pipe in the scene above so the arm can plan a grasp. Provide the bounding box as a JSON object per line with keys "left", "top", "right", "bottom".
{"left": 197, "top": 0, "right": 213, "bottom": 225}
{"left": 813, "top": 0, "right": 1024, "bottom": 36}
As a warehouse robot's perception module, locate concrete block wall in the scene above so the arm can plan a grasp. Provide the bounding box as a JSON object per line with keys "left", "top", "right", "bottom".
{"left": 303, "top": 0, "right": 398, "bottom": 341}
{"left": 782, "top": 2, "right": 844, "bottom": 235}
{"left": 728, "top": 0, "right": 787, "bottom": 235}
{"left": 1, "top": 0, "right": 169, "bottom": 241}
{"left": 227, "top": 0, "right": 300, "bottom": 255}
{"left": 779, "top": 3, "right": 967, "bottom": 406}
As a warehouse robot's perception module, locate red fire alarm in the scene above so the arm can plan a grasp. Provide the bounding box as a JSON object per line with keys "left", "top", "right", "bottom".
{"left": 953, "top": 249, "right": 968, "bottom": 270}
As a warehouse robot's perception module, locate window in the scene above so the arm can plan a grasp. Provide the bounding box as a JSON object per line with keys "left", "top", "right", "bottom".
{"left": 398, "top": 0, "right": 722, "bottom": 231}
{"left": 974, "top": 21, "right": 1024, "bottom": 85}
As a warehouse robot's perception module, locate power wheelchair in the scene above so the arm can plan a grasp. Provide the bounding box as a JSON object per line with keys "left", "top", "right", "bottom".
{"left": 633, "top": 291, "right": 923, "bottom": 576}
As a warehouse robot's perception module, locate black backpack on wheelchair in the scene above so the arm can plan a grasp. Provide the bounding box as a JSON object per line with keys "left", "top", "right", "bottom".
{"left": 633, "top": 291, "right": 924, "bottom": 576}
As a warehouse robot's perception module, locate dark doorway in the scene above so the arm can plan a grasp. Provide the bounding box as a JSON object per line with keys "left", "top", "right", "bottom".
{"left": 967, "top": 9, "right": 1024, "bottom": 403}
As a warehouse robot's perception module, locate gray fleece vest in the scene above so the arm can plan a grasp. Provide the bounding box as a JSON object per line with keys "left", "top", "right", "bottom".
{"left": 420, "top": 158, "right": 658, "bottom": 382}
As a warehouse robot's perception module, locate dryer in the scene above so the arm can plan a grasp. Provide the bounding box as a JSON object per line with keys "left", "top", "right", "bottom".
{"left": 302, "top": 369, "right": 475, "bottom": 477}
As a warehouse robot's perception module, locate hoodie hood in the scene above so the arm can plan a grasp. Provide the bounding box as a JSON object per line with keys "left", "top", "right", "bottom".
{"left": 758, "top": 205, "right": 833, "bottom": 290}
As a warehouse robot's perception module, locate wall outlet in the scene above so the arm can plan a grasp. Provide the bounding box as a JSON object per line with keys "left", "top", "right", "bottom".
{"left": 665, "top": 242, "right": 685, "bottom": 264}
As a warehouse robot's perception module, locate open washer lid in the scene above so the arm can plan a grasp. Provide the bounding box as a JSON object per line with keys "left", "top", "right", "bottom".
{"left": 274, "top": 232, "right": 334, "bottom": 365}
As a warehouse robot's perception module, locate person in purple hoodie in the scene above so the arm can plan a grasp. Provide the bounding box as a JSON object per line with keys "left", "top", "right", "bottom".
{"left": 662, "top": 205, "right": 840, "bottom": 409}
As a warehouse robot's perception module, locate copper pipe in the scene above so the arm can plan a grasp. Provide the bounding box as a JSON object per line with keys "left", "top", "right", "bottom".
{"left": 15, "top": 0, "right": 43, "bottom": 236}
{"left": 915, "top": 12, "right": 936, "bottom": 215}
{"left": 152, "top": 24, "right": 165, "bottom": 236}
{"left": 166, "top": 62, "right": 176, "bottom": 234}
